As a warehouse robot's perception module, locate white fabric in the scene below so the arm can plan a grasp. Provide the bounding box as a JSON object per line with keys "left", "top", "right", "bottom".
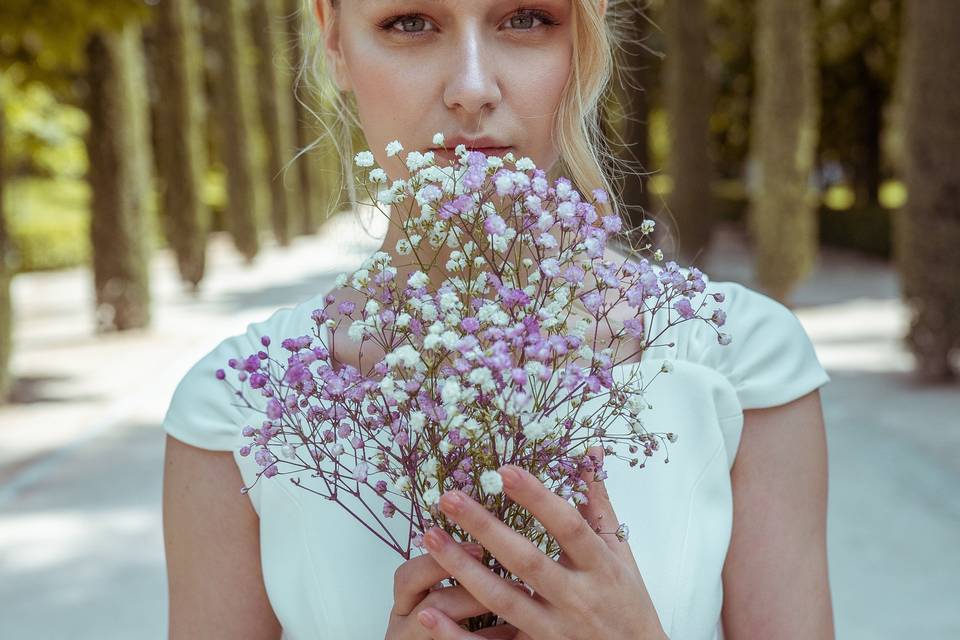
{"left": 162, "top": 278, "right": 831, "bottom": 639}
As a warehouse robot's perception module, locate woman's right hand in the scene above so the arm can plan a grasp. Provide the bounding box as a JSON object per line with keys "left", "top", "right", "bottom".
{"left": 385, "top": 542, "right": 520, "bottom": 639}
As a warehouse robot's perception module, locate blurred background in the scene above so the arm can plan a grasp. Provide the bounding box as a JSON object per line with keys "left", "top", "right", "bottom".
{"left": 0, "top": 0, "right": 957, "bottom": 637}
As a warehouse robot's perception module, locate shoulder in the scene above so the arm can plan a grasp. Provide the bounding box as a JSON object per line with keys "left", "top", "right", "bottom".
{"left": 162, "top": 288, "right": 333, "bottom": 452}
{"left": 677, "top": 278, "right": 831, "bottom": 411}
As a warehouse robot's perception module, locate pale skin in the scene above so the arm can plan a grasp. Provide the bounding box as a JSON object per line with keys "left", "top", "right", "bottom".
{"left": 163, "top": 0, "right": 836, "bottom": 637}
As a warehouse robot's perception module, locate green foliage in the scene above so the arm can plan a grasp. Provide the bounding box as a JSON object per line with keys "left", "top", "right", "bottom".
{"left": 0, "top": 0, "right": 151, "bottom": 77}
{"left": 5, "top": 177, "right": 90, "bottom": 272}
{"left": 2, "top": 75, "right": 88, "bottom": 178}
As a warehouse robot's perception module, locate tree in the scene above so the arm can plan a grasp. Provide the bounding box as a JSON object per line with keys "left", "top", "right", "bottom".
{"left": 250, "top": 0, "right": 303, "bottom": 247}
{"left": 748, "top": 0, "right": 820, "bottom": 303}
{"left": 84, "top": 21, "right": 154, "bottom": 331}
{"left": 199, "top": 0, "right": 264, "bottom": 262}
{"left": 146, "top": 0, "right": 210, "bottom": 291}
{"left": 0, "top": 98, "right": 12, "bottom": 401}
{"left": 894, "top": 0, "right": 960, "bottom": 380}
{"left": 662, "top": 0, "right": 715, "bottom": 265}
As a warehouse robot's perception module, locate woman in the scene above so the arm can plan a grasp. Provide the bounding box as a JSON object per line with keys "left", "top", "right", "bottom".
{"left": 162, "top": 1, "right": 836, "bottom": 638}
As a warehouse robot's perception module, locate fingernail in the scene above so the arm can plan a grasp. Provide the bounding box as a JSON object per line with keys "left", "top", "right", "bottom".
{"left": 418, "top": 610, "right": 437, "bottom": 628}
{"left": 424, "top": 528, "right": 448, "bottom": 552}
{"left": 499, "top": 466, "right": 521, "bottom": 489}
{"left": 440, "top": 490, "right": 465, "bottom": 514}
{"left": 465, "top": 543, "right": 484, "bottom": 557}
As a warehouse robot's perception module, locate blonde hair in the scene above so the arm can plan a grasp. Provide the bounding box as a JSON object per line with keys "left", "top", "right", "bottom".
{"left": 289, "top": 0, "right": 653, "bottom": 257}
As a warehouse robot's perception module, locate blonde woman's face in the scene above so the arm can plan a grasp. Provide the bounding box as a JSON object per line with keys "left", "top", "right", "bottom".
{"left": 319, "top": 0, "right": 574, "bottom": 180}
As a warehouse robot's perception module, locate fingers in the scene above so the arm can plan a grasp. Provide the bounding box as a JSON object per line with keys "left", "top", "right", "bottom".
{"left": 492, "top": 459, "right": 610, "bottom": 572}
{"left": 435, "top": 489, "right": 566, "bottom": 603}
{"left": 417, "top": 607, "right": 519, "bottom": 639}
{"left": 575, "top": 446, "right": 636, "bottom": 566}
{"left": 394, "top": 542, "right": 485, "bottom": 616}
{"left": 423, "top": 525, "right": 548, "bottom": 636}
{"left": 419, "top": 583, "right": 503, "bottom": 623}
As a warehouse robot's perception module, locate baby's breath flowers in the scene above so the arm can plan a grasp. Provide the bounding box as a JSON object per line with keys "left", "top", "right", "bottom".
{"left": 218, "top": 135, "right": 731, "bottom": 604}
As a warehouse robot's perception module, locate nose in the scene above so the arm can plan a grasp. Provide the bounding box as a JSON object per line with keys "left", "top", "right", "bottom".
{"left": 442, "top": 26, "right": 502, "bottom": 116}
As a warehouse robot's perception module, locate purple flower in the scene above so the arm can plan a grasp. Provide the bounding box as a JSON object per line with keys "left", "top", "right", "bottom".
{"left": 623, "top": 317, "right": 645, "bottom": 339}
{"left": 461, "top": 316, "right": 480, "bottom": 333}
{"left": 266, "top": 398, "right": 283, "bottom": 420}
{"left": 674, "top": 298, "right": 696, "bottom": 320}
{"left": 483, "top": 213, "right": 507, "bottom": 236}
{"left": 711, "top": 309, "right": 727, "bottom": 327}
{"left": 338, "top": 300, "right": 356, "bottom": 316}
{"left": 261, "top": 335, "right": 271, "bottom": 347}
{"left": 215, "top": 369, "right": 226, "bottom": 380}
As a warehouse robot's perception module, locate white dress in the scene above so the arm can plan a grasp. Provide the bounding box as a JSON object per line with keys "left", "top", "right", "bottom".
{"left": 162, "top": 277, "right": 831, "bottom": 640}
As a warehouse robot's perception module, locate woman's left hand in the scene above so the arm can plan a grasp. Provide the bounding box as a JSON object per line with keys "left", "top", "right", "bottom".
{"left": 414, "top": 447, "right": 668, "bottom": 640}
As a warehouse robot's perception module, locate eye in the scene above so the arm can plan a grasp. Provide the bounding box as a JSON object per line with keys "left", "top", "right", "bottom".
{"left": 505, "top": 9, "right": 558, "bottom": 30}
{"left": 377, "top": 8, "right": 558, "bottom": 38}
{"left": 378, "top": 14, "right": 437, "bottom": 36}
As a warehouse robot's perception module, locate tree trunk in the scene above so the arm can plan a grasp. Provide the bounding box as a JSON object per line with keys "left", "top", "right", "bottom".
{"left": 286, "top": 0, "right": 328, "bottom": 233}
{"left": 663, "top": 0, "right": 715, "bottom": 265}
{"left": 199, "top": 0, "right": 264, "bottom": 262}
{"left": 618, "top": 7, "right": 653, "bottom": 235}
{"left": 895, "top": 0, "right": 960, "bottom": 381}
{"left": 0, "top": 103, "right": 13, "bottom": 402}
{"left": 149, "top": 0, "right": 210, "bottom": 291}
{"left": 748, "top": 0, "right": 820, "bottom": 303}
{"left": 250, "top": 0, "right": 302, "bottom": 246}
{"left": 84, "top": 22, "right": 153, "bottom": 332}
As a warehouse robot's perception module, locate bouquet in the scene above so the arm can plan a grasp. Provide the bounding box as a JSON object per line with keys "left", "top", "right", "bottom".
{"left": 217, "top": 133, "right": 731, "bottom": 631}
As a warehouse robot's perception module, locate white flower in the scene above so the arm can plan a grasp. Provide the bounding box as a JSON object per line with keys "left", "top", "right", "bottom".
{"left": 335, "top": 273, "right": 348, "bottom": 288}
{"left": 422, "top": 486, "right": 441, "bottom": 506}
{"left": 354, "top": 150, "right": 375, "bottom": 167}
{"left": 393, "top": 474, "right": 411, "bottom": 493}
{"left": 409, "top": 410, "right": 426, "bottom": 433}
{"left": 408, "top": 270, "right": 429, "bottom": 289}
{"left": 406, "top": 151, "right": 428, "bottom": 172}
{"left": 454, "top": 143, "right": 468, "bottom": 157}
{"left": 468, "top": 367, "right": 496, "bottom": 394}
{"left": 365, "top": 299, "right": 380, "bottom": 316}
{"left": 640, "top": 219, "right": 656, "bottom": 234}
{"left": 480, "top": 470, "right": 504, "bottom": 494}
{"left": 396, "top": 238, "right": 412, "bottom": 255}
{"left": 281, "top": 443, "right": 297, "bottom": 459}
{"left": 395, "top": 312, "right": 411, "bottom": 328}
{"left": 386, "top": 140, "right": 404, "bottom": 157}
{"left": 515, "top": 156, "right": 535, "bottom": 171}
{"left": 432, "top": 132, "right": 445, "bottom": 146}
{"left": 439, "top": 438, "right": 452, "bottom": 455}
{"left": 369, "top": 168, "right": 388, "bottom": 183}
{"left": 660, "top": 360, "right": 674, "bottom": 374}
{"left": 486, "top": 155, "right": 504, "bottom": 169}
{"left": 653, "top": 249, "right": 664, "bottom": 262}
{"left": 377, "top": 188, "right": 397, "bottom": 205}
{"left": 385, "top": 344, "right": 422, "bottom": 369}
{"left": 441, "top": 378, "right": 463, "bottom": 405}
{"left": 351, "top": 268, "right": 370, "bottom": 288}
{"left": 348, "top": 320, "right": 368, "bottom": 342}
{"left": 626, "top": 393, "right": 649, "bottom": 415}
{"left": 420, "top": 302, "right": 438, "bottom": 321}
{"left": 422, "top": 456, "right": 439, "bottom": 477}
{"left": 330, "top": 442, "right": 344, "bottom": 457}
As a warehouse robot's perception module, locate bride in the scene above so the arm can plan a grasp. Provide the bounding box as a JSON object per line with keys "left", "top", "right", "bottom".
{"left": 161, "top": 1, "right": 836, "bottom": 638}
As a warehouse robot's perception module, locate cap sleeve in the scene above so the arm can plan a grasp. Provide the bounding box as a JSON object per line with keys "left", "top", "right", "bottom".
{"left": 162, "top": 291, "right": 330, "bottom": 452}
{"left": 684, "top": 280, "right": 831, "bottom": 412}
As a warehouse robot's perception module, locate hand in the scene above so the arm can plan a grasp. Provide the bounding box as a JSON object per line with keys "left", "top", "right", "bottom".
{"left": 385, "top": 540, "right": 524, "bottom": 639}
{"left": 414, "top": 447, "right": 668, "bottom": 640}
